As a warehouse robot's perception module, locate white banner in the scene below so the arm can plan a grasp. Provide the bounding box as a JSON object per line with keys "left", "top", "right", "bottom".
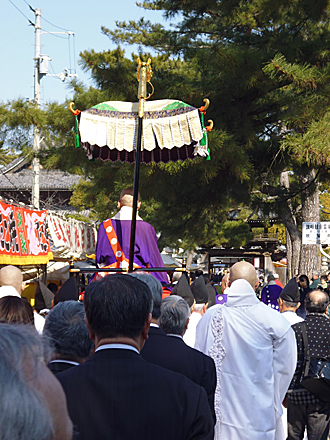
{"left": 48, "top": 214, "right": 97, "bottom": 256}
{"left": 302, "top": 222, "right": 330, "bottom": 245}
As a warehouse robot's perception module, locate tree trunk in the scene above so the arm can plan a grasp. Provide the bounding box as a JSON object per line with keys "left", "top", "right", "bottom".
{"left": 199, "top": 252, "right": 209, "bottom": 273}
{"left": 286, "top": 228, "right": 292, "bottom": 280}
{"left": 186, "top": 250, "right": 194, "bottom": 270}
{"left": 282, "top": 216, "right": 301, "bottom": 276}
{"left": 279, "top": 171, "right": 301, "bottom": 277}
{"left": 299, "top": 169, "right": 320, "bottom": 278}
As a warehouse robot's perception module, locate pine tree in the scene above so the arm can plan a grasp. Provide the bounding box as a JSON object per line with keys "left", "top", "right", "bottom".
{"left": 103, "top": 0, "right": 330, "bottom": 275}
{"left": 3, "top": 0, "right": 330, "bottom": 271}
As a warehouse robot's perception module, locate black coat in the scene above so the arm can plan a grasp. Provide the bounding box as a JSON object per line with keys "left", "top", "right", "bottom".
{"left": 58, "top": 348, "right": 214, "bottom": 440}
{"left": 290, "top": 313, "right": 330, "bottom": 392}
{"left": 141, "top": 326, "right": 216, "bottom": 423}
{"left": 297, "top": 286, "right": 312, "bottom": 318}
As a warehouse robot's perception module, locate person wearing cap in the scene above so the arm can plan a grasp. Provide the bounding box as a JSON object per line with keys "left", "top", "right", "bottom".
{"left": 278, "top": 279, "right": 304, "bottom": 325}
{"left": 170, "top": 273, "right": 195, "bottom": 307}
{"left": 203, "top": 274, "right": 217, "bottom": 307}
{"left": 278, "top": 280, "right": 303, "bottom": 440}
{"left": 261, "top": 274, "right": 283, "bottom": 311}
{"left": 95, "top": 188, "right": 168, "bottom": 284}
{"left": 287, "top": 290, "right": 330, "bottom": 440}
{"left": 34, "top": 281, "right": 55, "bottom": 333}
{"left": 183, "top": 276, "right": 209, "bottom": 348}
{"left": 35, "top": 281, "right": 55, "bottom": 313}
{"left": 53, "top": 277, "right": 78, "bottom": 306}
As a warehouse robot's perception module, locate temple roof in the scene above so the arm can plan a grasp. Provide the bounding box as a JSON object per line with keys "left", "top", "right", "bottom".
{"left": 0, "top": 158, "right": 81, "bottom": 191}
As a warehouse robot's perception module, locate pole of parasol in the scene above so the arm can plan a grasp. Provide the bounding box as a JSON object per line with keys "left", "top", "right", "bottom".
{"left": 128, "top": 60, "right": 150, "bottom": 272}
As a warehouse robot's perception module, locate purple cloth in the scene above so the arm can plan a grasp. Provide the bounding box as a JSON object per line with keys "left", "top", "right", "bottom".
{"left": 96, "top": 219, "right": 168, "bottom": 284}
{"left": 216, "top": 293, "right": 227, "bottom": 305}
{"left": 261, "top": 284, "right": 282, "bottom": 311}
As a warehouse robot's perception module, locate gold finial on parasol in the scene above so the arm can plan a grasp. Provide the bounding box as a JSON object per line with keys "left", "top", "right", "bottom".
{"left": 137, "top": 58, "right": 154, "bottom": 117}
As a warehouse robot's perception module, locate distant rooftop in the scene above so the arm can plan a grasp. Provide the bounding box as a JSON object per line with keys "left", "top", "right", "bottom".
{"left": 0, "top": 157, "right": 81, "bottom": 191}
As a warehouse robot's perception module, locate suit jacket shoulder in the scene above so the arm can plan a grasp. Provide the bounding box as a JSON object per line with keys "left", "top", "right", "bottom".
{"left": 141, "top": 327, "right": 216, "bottom": 422}
{"left": 58, "top": 349, "right": 214, "bottom": 440}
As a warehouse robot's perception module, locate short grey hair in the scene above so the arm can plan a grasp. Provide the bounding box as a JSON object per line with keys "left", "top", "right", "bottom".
{"left": 129, "top": 273, "right": 162, "bottom": 319}
{"left": 283, "top": 300, "right": 299, "bottom": 308}
{"left": 0, "top": 324, "right": 54, "bottom": 440}
{"left": 194, "top": 303, "right": 205, "bottom": 312}
{"left": 44, "top": 301, "right": 93, "bottom": 360}
{"left": 159, "top": 295, "right": 190, "bottom": 336}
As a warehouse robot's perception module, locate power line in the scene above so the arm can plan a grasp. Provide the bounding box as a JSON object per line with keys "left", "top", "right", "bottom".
{"left": 40, "top": 28, "right": 69, "bottom": 39}
{"left": 21, "top": 0, "right": 34, "bottom": 12}
{"left": 16, "top": 1, "right": 77, "bottom": 74}
{"left": 41, "top": 15, "right": 71, "bottom": 32}
{"left": 21, "top": 0, "right": 71, "bottom": 32}
{"left": 48, "top": 60, "right": 62, "bottom": 80}
{"left": 7, "top": 0, "right": 34, "bottom": 26}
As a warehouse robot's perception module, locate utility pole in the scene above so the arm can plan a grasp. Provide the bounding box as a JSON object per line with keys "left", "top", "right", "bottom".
{"left": 31, "top": 8, "right": 77, "bottom": 210}
{"left": 32, "top": 8, "right": 41, "bottom": 210}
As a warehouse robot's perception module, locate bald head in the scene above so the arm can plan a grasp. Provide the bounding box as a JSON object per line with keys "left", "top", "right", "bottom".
{"left": 229, "top": 262, "right": 257, "bottom": 290}
{"left": 0, "top": 266, "right": 24, "bottom": 294}
{"left": 305, "top": 290, "right": 329, "bottom": 314}
{"left": 118, "top": 188, "right": 141, "bottom": 209}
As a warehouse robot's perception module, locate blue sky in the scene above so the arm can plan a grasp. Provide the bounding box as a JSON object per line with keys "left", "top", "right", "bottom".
{"left": 2, "top": 0, "right": 166, "bottom": 105}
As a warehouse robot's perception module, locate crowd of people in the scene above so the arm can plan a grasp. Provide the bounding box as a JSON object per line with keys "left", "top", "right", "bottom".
{"left": 0, "top": 190, "right": 330, "bottom": 439}
{"left": 0, "top": 260, "right": 330, "bottom": 440}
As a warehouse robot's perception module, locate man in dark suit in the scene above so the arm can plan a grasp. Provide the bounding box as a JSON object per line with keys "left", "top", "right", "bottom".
{"left": 44, "top": 301, "right": 94, "bottom": 375}
{"left": 58, "top": 274, "right": 214, "bottom": 440}
{"left": 287, "top": 290, "right": 330, "bottom": 439}
{"left": 142, "top": 293, "right": 216, "bottom": 422}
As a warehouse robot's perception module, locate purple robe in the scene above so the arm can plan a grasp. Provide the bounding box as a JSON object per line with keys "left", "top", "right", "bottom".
{"left": 261, "top": 283, "right": 282, "bottom": 311}
{"left": 96, "top": 219, "right": 168, "bottom": 284}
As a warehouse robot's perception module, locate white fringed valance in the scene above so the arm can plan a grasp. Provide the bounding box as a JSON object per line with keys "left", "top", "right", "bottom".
{"left": 79, "top": 99, "right": 203, "bottom": 152}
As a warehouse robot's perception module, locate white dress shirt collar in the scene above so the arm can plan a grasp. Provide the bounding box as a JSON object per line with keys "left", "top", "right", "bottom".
{"left": 168, "top": 334, "right": 183, "bottom": 340}
{"left": 95, "top": 343, "right": 139, "bottom": 355}
{"left": 49, "top": 359, "right": 79, "bottom": 366}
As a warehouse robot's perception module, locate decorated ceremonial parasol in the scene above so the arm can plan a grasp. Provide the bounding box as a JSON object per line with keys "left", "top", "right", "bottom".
{"left": 70, "top": 58, "right": 213, "bottom": 273}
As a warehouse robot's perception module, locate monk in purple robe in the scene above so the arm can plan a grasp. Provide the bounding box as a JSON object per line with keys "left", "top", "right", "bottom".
{"left": 261, "top": 274, "right": 283, "bottom": 311}
{"left": 95, "top": 188, "right": 168, "bottom": 284}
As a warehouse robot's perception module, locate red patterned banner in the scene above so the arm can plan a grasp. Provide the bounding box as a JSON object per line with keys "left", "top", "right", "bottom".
{"left": 0, "top": 201, "right": 52, "bottom": 264}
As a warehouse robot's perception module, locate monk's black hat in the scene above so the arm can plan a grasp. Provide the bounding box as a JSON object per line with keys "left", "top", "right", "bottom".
{"left": 192, "top": 276, "right": 209, "bottom": 304}
{"left": 34, "top": 281, "right": 54, "bottom": 311}
{"left": 279, "top": 278, "right": 300, "bottom": 303}
{"left": 54, "top": 277, "right": 78, "bottom": 305}
{"left": 171, "top": 274, "right": 194, "bottom": 307}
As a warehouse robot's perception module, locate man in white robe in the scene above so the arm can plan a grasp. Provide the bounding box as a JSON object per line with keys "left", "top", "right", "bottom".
{"left": 195, "top": 261, "right": 297, "bottom": 440}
